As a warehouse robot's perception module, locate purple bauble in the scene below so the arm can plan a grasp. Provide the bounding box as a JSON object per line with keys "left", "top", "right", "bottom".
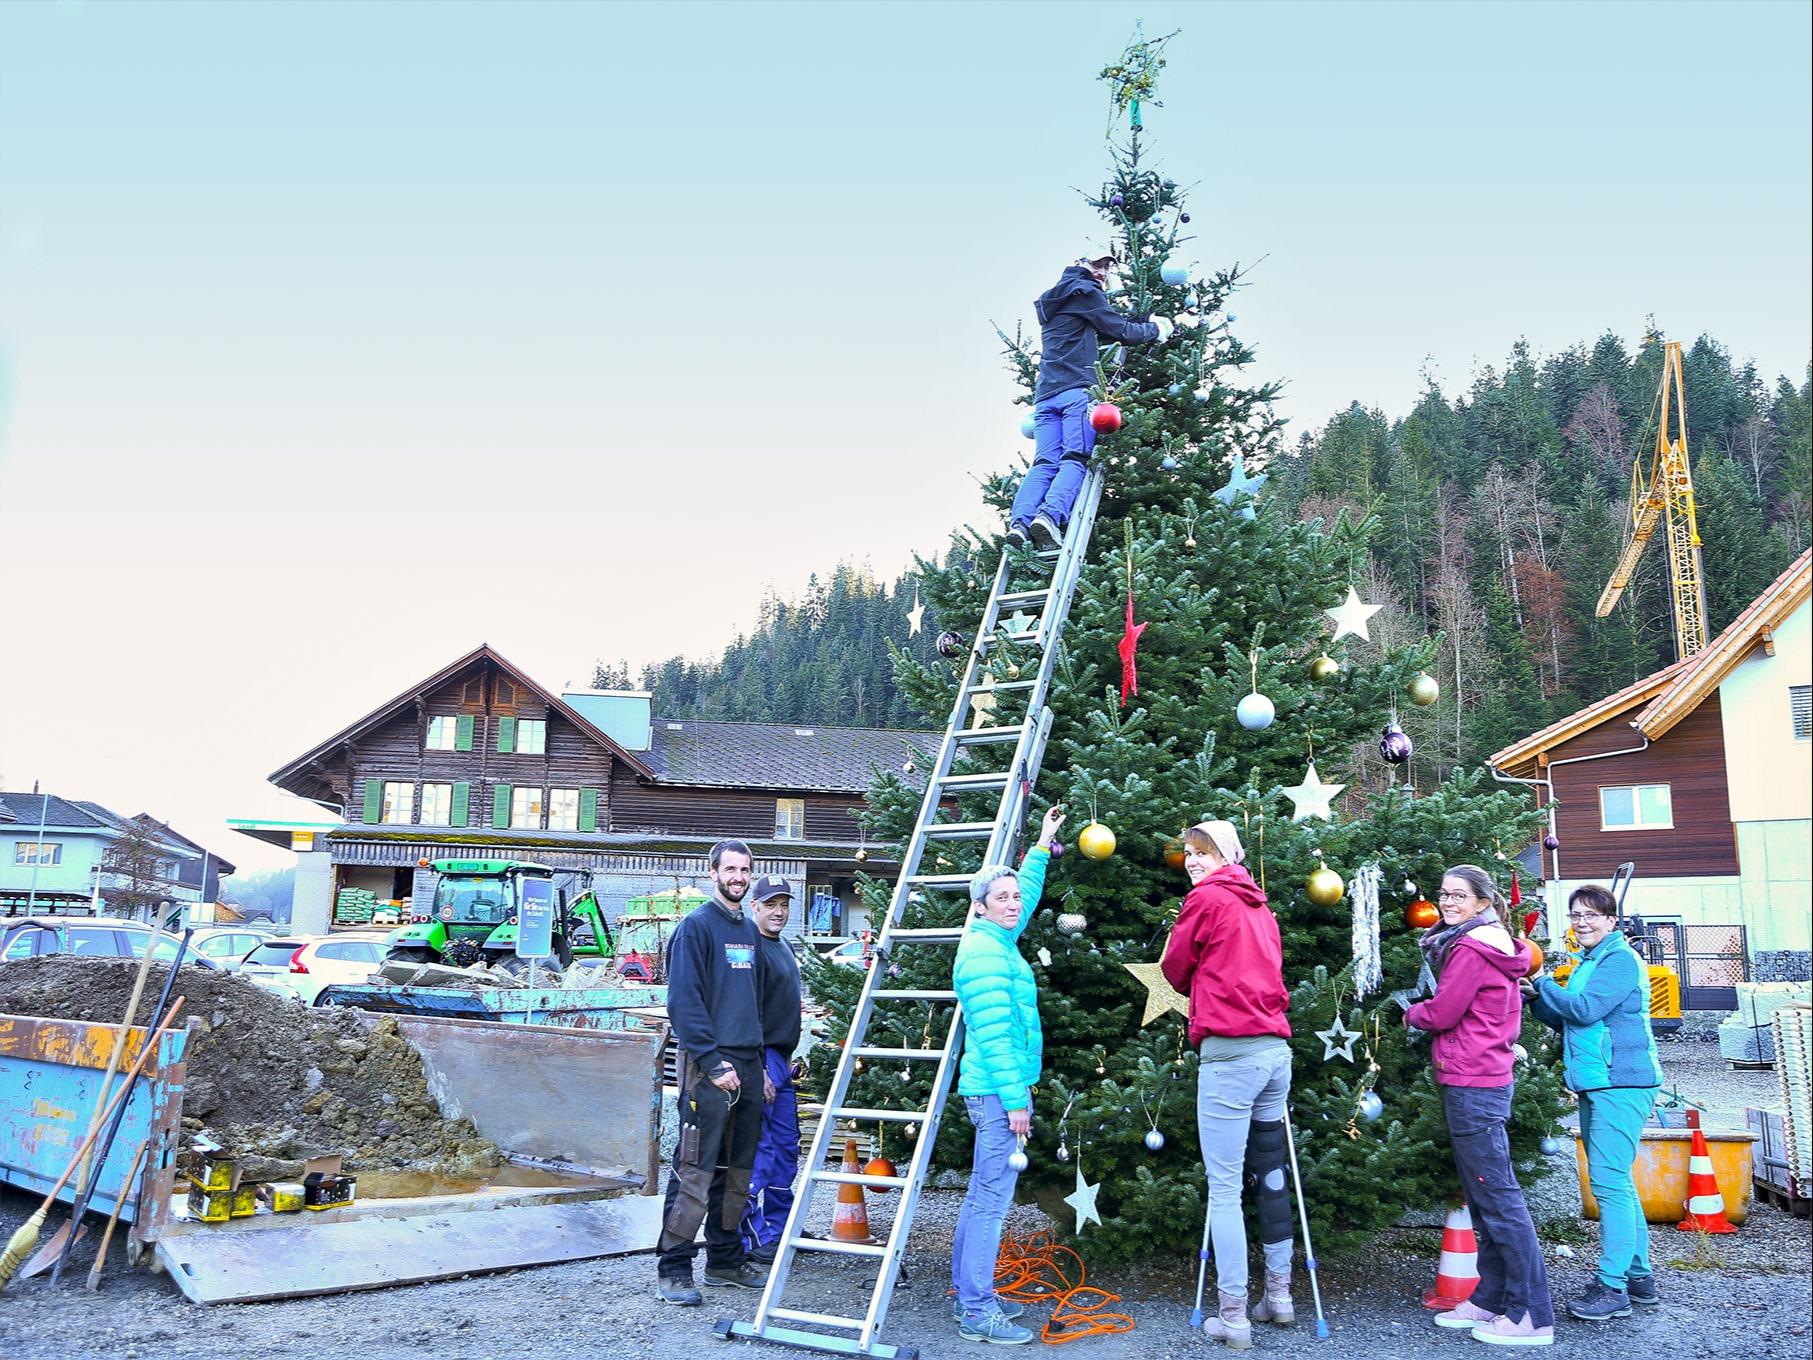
{"left": 936, "top": 630, "right": 967, "bottom": 660}
{"left": 1378, "top": 723, "right": 1413, "bottom": 764}
{"left": 1543, "top": 834, "right": 1561, "bottom": 851}
{"left": 1110, "top": 192, "right": 1125, "bottom": 207}
{"left": 1180, "top": 212, "right": 1191, "bottom": 223}
{"left": 1048, "top": 841, "right": 1064, "bottom": 861}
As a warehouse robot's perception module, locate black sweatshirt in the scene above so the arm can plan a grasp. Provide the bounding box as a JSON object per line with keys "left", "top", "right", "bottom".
{"left": 665, "top": 897, "right": 763, "bottom": 1073}
{"left": 755, "top": 932, "right": 802, "bottom": 1055}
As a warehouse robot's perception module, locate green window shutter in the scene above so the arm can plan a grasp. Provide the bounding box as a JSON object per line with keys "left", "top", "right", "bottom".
{"left": 451, "top": 782, "right": 470, "bottom": 827}
{"left": 496, "top": 716, "right": 516, "bottom": 754}
{"left": 492, "top": 785, "right": 511, "bottom": 829}
{"left": 361, "top": 779, "right": 381, "bottom": 824}
{"left": 455, "top": 715, "right": 474, "bottom": 752}
{"left": 578, "top": 787, "right": 599, "bottom": 833}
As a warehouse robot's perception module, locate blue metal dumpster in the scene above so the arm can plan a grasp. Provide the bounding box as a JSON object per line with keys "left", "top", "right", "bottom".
{"left": 315, "top": 983, "right": 665, "bottom": 1027}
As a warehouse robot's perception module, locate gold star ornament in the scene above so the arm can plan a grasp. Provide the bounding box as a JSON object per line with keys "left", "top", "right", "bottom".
{"left": 1124, "top": 961, "right": 1191, "bottom": 1026}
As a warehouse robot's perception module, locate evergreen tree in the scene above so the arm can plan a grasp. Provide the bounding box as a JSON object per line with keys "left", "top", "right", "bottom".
{"left": 813, "top": 43, "right": 1563, "bottom": 1267}
{"left": 1696, "top": 448, "right": 1793, "bottom": 633}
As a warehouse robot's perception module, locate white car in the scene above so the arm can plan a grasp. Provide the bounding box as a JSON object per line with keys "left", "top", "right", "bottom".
{"left": 819, "top": 939, "right": 873, "bottom": 969}
{"left": 239, "top": 932, "right": 390, "bottom": 1005}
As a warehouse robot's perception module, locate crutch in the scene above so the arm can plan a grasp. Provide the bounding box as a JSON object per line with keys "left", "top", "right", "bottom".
{"left": 1187, "top": 1187, "right": 1212, "bottom": 1328}
{"left": 1280, "top": 1106, "right": 1330, "bottom": 1339}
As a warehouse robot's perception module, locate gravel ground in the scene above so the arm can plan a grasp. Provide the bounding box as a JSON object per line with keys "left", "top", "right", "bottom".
{"left": 3, "top": 1044, "right": 1807, "bottom": 1360}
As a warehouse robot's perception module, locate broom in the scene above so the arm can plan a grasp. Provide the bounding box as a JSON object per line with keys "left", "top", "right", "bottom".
{"left": 0, "top": 995, "right": 185, "bottom": 1290}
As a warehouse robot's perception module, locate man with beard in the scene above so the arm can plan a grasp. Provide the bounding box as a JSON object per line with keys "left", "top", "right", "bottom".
{"left": 656, "top": 840, "right": 768, "bottom": 1304}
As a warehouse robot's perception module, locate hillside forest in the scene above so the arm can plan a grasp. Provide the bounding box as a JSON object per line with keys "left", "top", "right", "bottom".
{"left": 596, "top": 326, "right": 1810, "bottom": 774}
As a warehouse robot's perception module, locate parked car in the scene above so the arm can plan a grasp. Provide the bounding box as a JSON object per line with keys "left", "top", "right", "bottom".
{"left": 0, "top": 917, "right": 224, "bottom": 969}
{"left": 819, "top": 938, "right": 872, "bottom": 969}
{"left": 169, "top": 926, "right": 267, "bottom": 973}
{"left": 239, "top": 932, "right": 391, "bottom": 1005}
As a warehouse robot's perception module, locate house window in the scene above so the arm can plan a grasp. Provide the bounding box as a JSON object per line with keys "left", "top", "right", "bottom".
{"left": 495, "top": 679, "right": 516, "bottom": 707}
{"left": 14, "top": 842, "right": 62, "bottom": 867}
{"left": 775, "top": 798, "right": 805, "bottom": 840}
{"left": 420, "top": 783, "right": 454, "bottom": 825}
{"left": 547, "top": 788, "right": 580, "bottom": 831}
{"left": 516, "top": 719, "right": 546, "bottom": 754}
{"left": 426, "top": 716, "right": 460, "bottom": 751}
{"left": 1600, "top": 783, "right": 1673, "bottom": 831}
{"left": 381, "top": 782, "right": 415, "bottom": 824}
{"left": 1792, "top": 685, "right": 1811, "bottom": 741}
{"left": 511, "top": 786, "right": 545, "bottom": 829}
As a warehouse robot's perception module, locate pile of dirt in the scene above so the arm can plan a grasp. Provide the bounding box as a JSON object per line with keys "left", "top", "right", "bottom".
{"left": 0, "top": 956, "right": 502, "bottom": 1175}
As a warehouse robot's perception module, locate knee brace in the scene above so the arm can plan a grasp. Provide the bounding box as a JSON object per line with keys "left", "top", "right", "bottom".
{"left": 1245, "top": 1118, "right": 1294, "bottom": 1248}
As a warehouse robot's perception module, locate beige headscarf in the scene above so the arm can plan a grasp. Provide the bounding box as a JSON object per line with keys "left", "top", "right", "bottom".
{"left": 1188, "top": 819, "right": 1245, "bottom": 866}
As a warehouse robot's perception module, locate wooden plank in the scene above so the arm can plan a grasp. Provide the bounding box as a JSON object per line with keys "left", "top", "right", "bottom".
{"left": 156, "top": 1195, "right": 665, "bottom": 1304}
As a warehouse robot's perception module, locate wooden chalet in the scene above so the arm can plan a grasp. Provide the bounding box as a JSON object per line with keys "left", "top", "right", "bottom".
{"left": 264, "top": 645, "right": 935, "bottom": 937}
{"left": 1491, "top": 550, "right": 1811, "bottom": 998}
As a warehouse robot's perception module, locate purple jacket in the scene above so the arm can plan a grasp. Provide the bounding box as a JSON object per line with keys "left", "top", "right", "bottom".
{"left": 1405, "top": 930, "right": 1531, "bottom": 1087}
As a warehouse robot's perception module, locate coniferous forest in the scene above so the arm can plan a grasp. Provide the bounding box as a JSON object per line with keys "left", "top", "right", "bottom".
{"left": 601, "top": 329, "right": 1809, "bottom": 768}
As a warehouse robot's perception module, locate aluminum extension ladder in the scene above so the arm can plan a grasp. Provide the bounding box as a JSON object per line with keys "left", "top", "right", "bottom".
{"left": 720, "top": 468, "right": 1106, "bottom": 1358}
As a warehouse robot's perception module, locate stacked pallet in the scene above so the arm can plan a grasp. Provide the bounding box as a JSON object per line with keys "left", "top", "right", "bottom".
{"left": 1772, "top": 1005, "right": 1812, "bottom": 1207}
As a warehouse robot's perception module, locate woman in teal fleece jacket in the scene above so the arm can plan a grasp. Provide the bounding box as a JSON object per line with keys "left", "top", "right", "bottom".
{"left": 947, "top": 805, "right": 1064, "bottom": 1343}
{"left": 1525, "top": 883, "right": 1664, "bottom": 1323}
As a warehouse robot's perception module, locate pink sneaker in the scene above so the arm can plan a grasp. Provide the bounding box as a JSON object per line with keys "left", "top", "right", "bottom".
{"left": 1472, "top": 1314, "right": 1554, "bottom": 1347}
{"left": 1434, "top": 1300, "right": 1497, "bottom": 1330}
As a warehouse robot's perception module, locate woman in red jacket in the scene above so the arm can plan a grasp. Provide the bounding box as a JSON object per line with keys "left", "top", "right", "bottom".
{"left": 1406, "top": 865, "right": 1554, "bottom": 1348}
{"left": 1160, "top": 819, "right": 1294, "bottom": 1349}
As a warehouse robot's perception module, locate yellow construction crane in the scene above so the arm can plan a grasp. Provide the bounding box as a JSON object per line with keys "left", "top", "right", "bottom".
{"left": 1595, "top": 340, "right": 1710, "bottom": 660}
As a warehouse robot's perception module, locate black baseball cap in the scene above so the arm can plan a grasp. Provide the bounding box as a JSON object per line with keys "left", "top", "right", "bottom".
{"left": 750, "top": 877, "right": 792, "bottom": 904}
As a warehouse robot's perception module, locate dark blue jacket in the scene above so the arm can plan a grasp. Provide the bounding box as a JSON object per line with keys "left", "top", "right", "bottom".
{"left": 1033, "top": 266, "right": 1161, "bottom": 401}
{"left": 664, "top": 897, "right": 764, "bottom": 1074}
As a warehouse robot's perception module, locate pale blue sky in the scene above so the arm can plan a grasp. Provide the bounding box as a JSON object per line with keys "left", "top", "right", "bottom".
{"left": 1, "top": 1, "right": 1808, "bottom": 871}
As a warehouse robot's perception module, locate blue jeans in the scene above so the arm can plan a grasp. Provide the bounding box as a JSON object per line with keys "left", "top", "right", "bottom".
{"left": 951, "top": 1094, "right": 1020, "bottom": 1318}
{"left": 1579, "top": 1086, "right": 1657, "bottom": 1289}
{"left": 740, "top": 1047, "right": 800, "bottom": 1252}
{"left": 1442, "top": 1083, "right": 1555, "bottom": 1328}
{"left": 1009, "top": 387, "right": 1097, "bottom": 531}
{"left": 1197, "top": 1045, "right": 1295, "bottom": 1294}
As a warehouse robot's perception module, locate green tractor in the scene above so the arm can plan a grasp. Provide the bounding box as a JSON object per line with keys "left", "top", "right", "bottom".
{"left": 384, "top": 859, "right": 618, "bottom": 974}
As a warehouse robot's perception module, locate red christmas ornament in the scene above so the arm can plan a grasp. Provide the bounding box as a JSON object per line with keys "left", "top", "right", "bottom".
{"left": 1090, "top": 402, "right": 1122, "bottom": 433}
{"left": 1405, "top": 898, "right": 1439, "bottom": 930}
{"left": 1117, "top": 585, "right": 1146, "bottom": 708}
{"left": 1509, "top": 868, "right": 1522, "bottom": 907}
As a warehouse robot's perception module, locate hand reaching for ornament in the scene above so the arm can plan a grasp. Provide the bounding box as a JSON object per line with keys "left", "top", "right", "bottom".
{"left": 1007, "top": 1105, "right": 1032, "bottom": 1137}
{"left": 1038, "top": 805, "right": 1066, "bottom": 849}
{"left": 1153, "top": 316, "right": 1175, "bottom": 342}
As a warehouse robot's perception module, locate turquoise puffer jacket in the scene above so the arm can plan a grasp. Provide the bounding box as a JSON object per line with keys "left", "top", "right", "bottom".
{"left": 1529, "top": 930, "right": 1662, "bottom": 1092}
{"left": 952, "top": 848, "right": 1051, "bottom": 1112}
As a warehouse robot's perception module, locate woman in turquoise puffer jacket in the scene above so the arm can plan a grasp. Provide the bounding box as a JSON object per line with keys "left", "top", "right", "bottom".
{"left": 948, "top": 804, "right": 1064, "bottom": 1346}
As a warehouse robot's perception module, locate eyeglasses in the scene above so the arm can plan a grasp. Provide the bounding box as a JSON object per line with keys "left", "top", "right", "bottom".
{"left": 1567, "top": 912, "right": 1613, "bottom": 925}
{"left": 1436, "top": 891, "right": 1476, "bottom": 903}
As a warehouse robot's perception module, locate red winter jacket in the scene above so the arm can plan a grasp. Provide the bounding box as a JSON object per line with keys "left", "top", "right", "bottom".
{"left": 1160, "top": 864, "right": 1291, "bottom": 1046}
{"left": 1405, "top": 929, "right": 1531, "bottom": 1087}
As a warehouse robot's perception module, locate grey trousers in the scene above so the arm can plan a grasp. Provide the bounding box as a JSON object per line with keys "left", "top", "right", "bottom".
{"left": 1197, "top": 1044, "right": 1295, "bottom": 1294}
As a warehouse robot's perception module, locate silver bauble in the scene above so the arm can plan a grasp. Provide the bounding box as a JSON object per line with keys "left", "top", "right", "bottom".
{"left": 1056, "top": 912, "right": 1088, "bottom": 935}
{"left": 1056, "top": 1142, "right": 1070, "bottom": 1162}
{"left": 1006, "top": 1148, "right": 1029, "bottom": 1173}
{"left": 1144, "top": 1128, "right": 1166, "bottom": 1151}
{"left": 1356, "top": 1091, "right": 1384, "bottom": 1124}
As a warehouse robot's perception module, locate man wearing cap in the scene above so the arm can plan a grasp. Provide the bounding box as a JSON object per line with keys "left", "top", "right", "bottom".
{"left": 1008, "top": 249, "right": 1173, "bottom": 550}
{"left": 740, "top": 876, "right": 803, "bottom": 1263}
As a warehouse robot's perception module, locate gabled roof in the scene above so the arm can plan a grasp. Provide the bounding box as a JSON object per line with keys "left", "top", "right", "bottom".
{"left": 0, "top": 793, "right": 119, "bottom": 831}
{"left": 1490, "top": 548, "right": 1812, "bottom": 777}
{"left": 641, "top": 720, "right": 933, "bottom": 793}
{"left": 269, "top": 644, "right": 657, "bottom": 788}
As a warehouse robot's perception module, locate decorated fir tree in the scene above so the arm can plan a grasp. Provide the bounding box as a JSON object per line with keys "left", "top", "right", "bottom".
{"left": 807, "top": 34, "right": 1567, "bottom": 1266}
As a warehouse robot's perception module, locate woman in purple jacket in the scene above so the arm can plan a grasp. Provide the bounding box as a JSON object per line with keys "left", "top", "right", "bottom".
{"left": 1406, "top": 865, "right": 1555, "bottom": 1348}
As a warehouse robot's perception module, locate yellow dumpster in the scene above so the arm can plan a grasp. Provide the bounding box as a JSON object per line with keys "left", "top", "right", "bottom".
{"left": 1574, "top": 1127, "right": 1756, "bottom": 1225}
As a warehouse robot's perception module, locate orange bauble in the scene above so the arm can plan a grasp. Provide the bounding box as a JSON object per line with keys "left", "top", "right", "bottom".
{"left": 1523, "top": 940, "right": 1545, "bottom": 977}
{"left": 1164, "top": 842, "right": 1187, "bottom": 872}
{"left": 863, "top": 1156, "right": 898, "bottom": 1191}
{"left": 1404, "top": 898, "right": 1439, "bottom": 930}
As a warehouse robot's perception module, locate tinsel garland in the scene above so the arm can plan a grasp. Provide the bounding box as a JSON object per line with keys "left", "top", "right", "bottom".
{"left": 1351, "top": 860, "right": 1383, "bottom": 1000}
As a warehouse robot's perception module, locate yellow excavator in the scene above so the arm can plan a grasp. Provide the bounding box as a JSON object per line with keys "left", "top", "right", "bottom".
{"left": 1552, "top": 862, "right": 1684, "bottom": 1031}
{"left": 1595, "top": 340, "right": 1709, "bottom": 661}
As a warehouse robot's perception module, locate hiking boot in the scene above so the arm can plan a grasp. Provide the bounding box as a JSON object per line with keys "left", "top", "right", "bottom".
{"left": 1435, "top": 1299, "right": 1498, "bottom": 1330}
{"left": 1471, "top": 1314, "right": 1554, "bottom": 1346}
{"left": 747, "top": 1241, "right": 778, "bottom": 1266}
{"left": 1028, "top": 514, "right": 1063, "bottom": 551}
{"left": 1201, "top": 1290, "right": 1253, "bottom": 1349}
{"left": 703, "top": 1260, "right": 767, "bottom": 1290}
{"left": 1567, "top": 1279, "right": 1631, "bottom": 1321}
{"left": 1250, "top": 1270, "right": 1295, "bottom": 1326}
{"left": 1624, "top": 1274, "right": 1659, "bottom": 1307}
{"left": 656, "top": 1276, "right": 702, "bottom": 1306}
{"left": 952, "top": 1297, "right": 1025, "bottom": 1321}
{"left": 1004, "top": 523, "right": 1030, "bottom": 548}
{"left": 958, "top": 1308, "right": 1035, "bottom": 1345}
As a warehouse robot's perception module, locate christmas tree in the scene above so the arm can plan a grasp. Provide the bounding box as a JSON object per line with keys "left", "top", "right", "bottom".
{"left": 807, "top": 33, "right": 1567, "bottom": 1266}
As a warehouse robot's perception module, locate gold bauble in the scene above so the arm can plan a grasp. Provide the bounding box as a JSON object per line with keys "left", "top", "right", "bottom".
{"left": 1408, "top": 671, "right": 1440, "bottom": 706}
{"left": 1305, "top": 864, "right": 1345, "bottom": 906}
{"left": 1184, "top": 537, "right": 1197, "bottom": 549}
{"left": 1309, "top": 654, "right": 1340, "bottom": 683}
{"left": 854, "top": 847, "right": 869, "bottom": 863}
{"left": 1077, "top": 822, "right": 1118, "bottom": 860}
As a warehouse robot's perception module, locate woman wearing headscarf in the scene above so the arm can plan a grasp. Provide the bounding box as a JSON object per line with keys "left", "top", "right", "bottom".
{"left": 1524, "top": 883, "right": 1663, "bottom": 1323}
{"left": 948, "top": 804, "right": 1064, "bottom": 1347}
{"left": 1406, "top": 864, "right": 1554, "bottom": 1348}
{"left": 1160, "top": 819, "right": 1294, "bottom": 1349}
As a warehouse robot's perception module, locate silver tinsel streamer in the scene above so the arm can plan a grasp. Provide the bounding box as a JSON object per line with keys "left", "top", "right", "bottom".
{"left": 1351, "top": 861, "right": 1383, "bottom": 1000}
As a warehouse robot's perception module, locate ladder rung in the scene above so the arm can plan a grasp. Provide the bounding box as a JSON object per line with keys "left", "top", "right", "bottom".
{"left": 852, "top": 1046, "right": 946, "bottom": 1059}
{"left": 791, "top": 1237, "right": 889, "bottom": 1257}
{"left": 937, "top": 772, "right": 1010, "bottom": 790}
{"left": 952, "top": 725, "right": 1024, "bottom": 745}
{"left": 995, "top": 588, "right": 1052, "bottom": 606}
{"left": 881, "top": 927, "right": 963, "bottom": 941}
{"left": 921, "top": 821, "right": 994, "bottom": 839}
{"left": 968, "top": 679, "right": 1035, "bottom": 694}
{"left": 832, "top": 1105, "right": 932, "bottom": 1121}
{"left": 903, "top": 874, "right": 974, "bottom": 887}
{"left": 813, "top": 1170, "right": 912, "bottom": 1189}
{"left": 868, "top": 989, "right": 956, "bottom": 1001}
{"left": 766, "top": 1307, "right": 864, "bottom": 1330}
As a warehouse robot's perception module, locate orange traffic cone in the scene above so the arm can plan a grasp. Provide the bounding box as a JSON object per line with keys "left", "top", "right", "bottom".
{"left": 1675, "top": 1126, "right": 1737, "bottom": 1233}
{"left": 1421, "top": 1203, "right": 1480, "bottom": 1309}
{"left": 831, "top": 1138, "right": 875, "bottom": 1243}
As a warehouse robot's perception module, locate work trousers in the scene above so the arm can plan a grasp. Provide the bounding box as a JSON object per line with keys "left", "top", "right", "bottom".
{"left": 1579, "top": 1085, "right": 1659, "bottom": 1289}
{"left": 1009, "top": 387, "right": 1097, "bottom": 532}
{"left": 950, "top": 1095, "right": 1021, "bottom": 1319}
{"left": 658, "top": 1049, "right": 764, "bottom": 1280}
{"left": 1441, "top": 1083, "right": 1555, "bottom": 1328}
{"left": 741, "top": 1046, "right": 801, "bottom": 1252}
{"left": 1197, "top": 1044, "right": 1295, "bottom": 1295}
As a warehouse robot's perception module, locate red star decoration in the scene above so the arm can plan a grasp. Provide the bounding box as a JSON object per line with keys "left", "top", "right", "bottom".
{"left": 1118, "top": 586, "right": 1146, "bottom": 708}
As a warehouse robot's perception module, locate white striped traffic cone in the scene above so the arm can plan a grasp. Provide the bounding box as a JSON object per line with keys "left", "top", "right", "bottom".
{"left": 1674, "top": 1127, "right": 1736, "bottom": 1234}
{"left": 1422, "top": 1203, "right": 1480, "bottom": 1309}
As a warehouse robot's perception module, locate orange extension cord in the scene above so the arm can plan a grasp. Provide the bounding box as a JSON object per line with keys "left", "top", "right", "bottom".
{"left": 990, "top": 1230, "right": 1136, "bottom": 1343}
